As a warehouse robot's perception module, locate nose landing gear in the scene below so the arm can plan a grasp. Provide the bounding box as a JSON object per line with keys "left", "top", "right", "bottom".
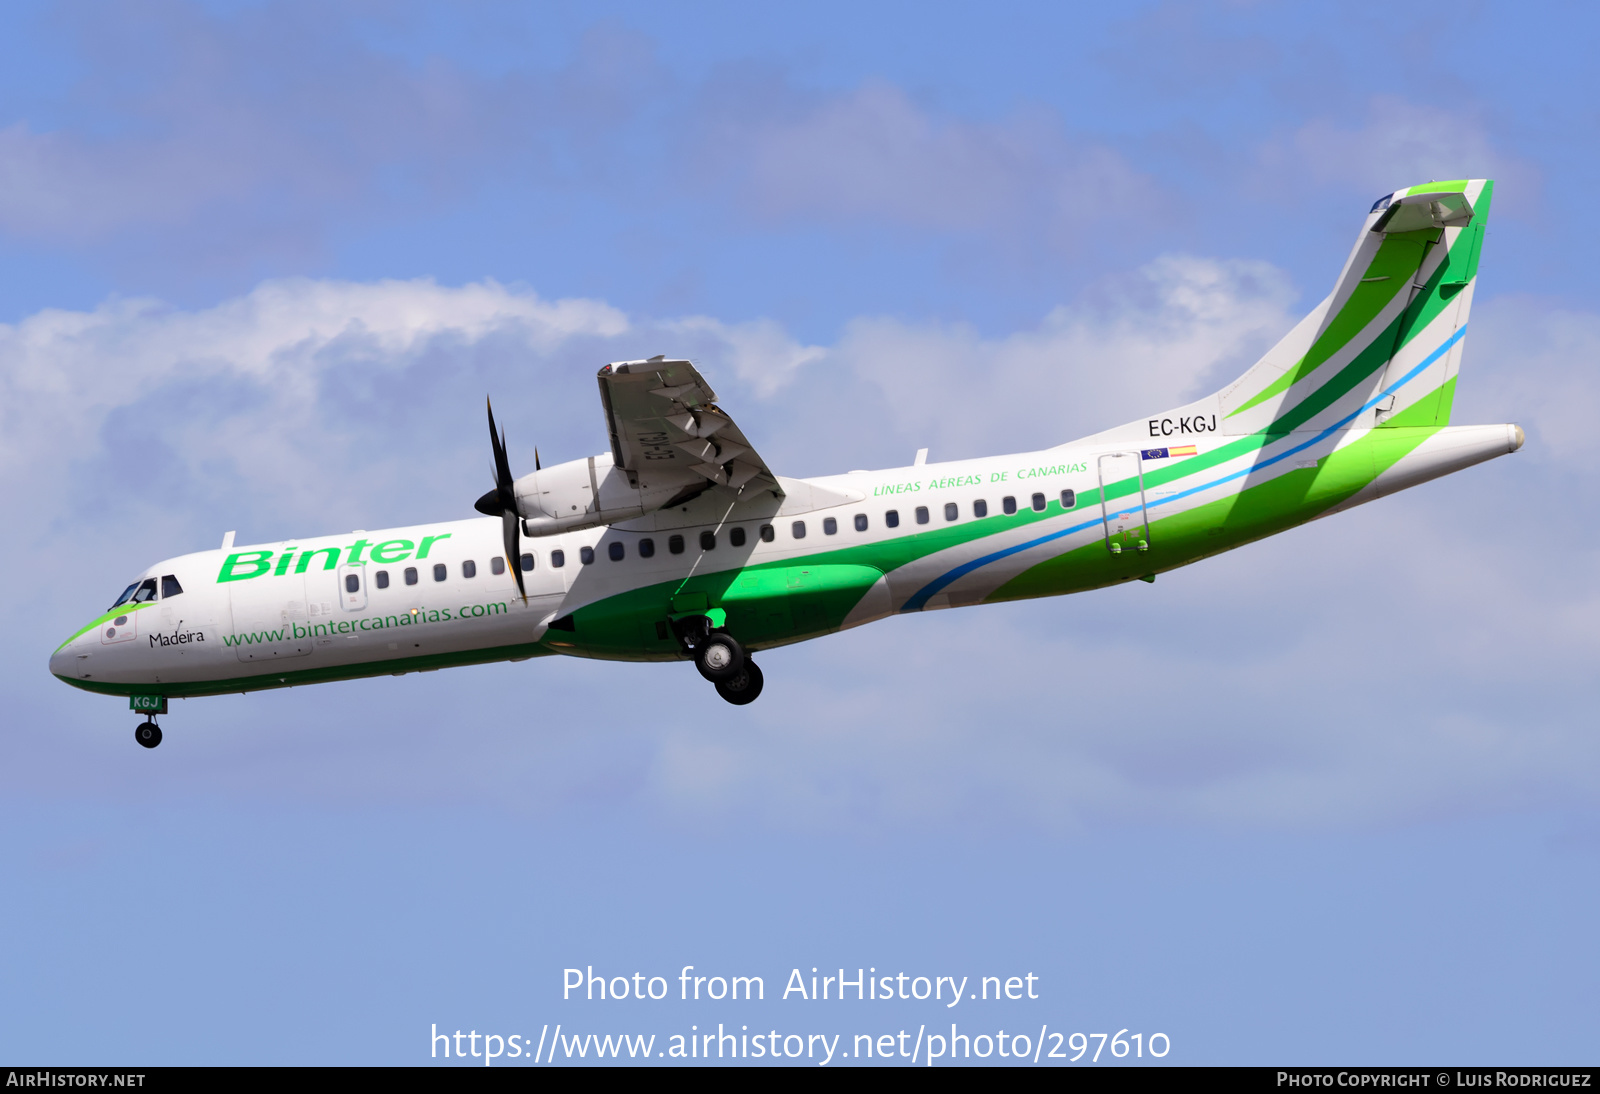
{"left": 135, "top": 720, "right": 163, "bottom": 748}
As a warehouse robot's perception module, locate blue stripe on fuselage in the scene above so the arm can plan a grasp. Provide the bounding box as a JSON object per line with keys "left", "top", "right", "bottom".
{"left": 901, "top": 326, "right": 1466, "bottom": 611}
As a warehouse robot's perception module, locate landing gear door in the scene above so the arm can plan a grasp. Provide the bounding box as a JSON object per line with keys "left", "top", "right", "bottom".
{"left": 1098, "top": 452, "right": 1149, "bottom": 555}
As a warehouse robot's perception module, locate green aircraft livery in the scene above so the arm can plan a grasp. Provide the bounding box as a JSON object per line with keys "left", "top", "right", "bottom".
{"left": 51, "top": 180, "right": 1522, "bottom": 748}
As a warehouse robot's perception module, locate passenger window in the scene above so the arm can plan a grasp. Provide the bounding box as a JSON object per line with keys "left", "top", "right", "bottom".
{"left": 669, "top": 535, "right": 685, "bottom": 555}
{"left": 1032, "top": 492, "right": 1046, "bottom": 511}
{"left": 759, "top": 524, "right": 774, "bottom": 543}
{"left": 345, "top": 574, "right": 360, "bottom": 594}
{"left": 1060, "top": 489, "right": 1076, "bottom": 510}
{"left": 463, "top": 559, "right": 477, "bottom": 578}
{"left": 730, "top": 527, "right": 747, "bottom": 547}
{"left": 520, "top": 553, "right": 535, "bottom": 572}
{"left": 1003, "top": 496, "right": 1017, "bottom": 515}
{"left": 700, "top": 530, "right": 716, "bottom": 550}
{"left": 823, "top": 517, "right": 838, "bottom": 535}
{"left": 404, "top": 567, "right": 418, "bottom": 586}
{"left": 639, "top": 538, "right": 656, "bottom": 558}
{"left": 376, "top": 570, "right": 390, "bottom": 589}
{"left": 131, "top": 578, "right": 158, "bottom": 603}
{"left": 161, "top": 575, "right": 183, "bottom": 598}
{"left": 945, "top": 502, "right": 959, "bottom": 521}
{"left": 608, "top": 541, "right": 625, "bottom": 561}
{"left": 434, "top": 563, "right": 448, "bottom": 582}
{"left": 973, "top": 499, "right": 988, "bottom": 518}
{"left": 111, "top": 583, "right": 139, "bottom": 609}
{"left": 854, "top": 514, "right": 868, "bottom": 532}
{"left": 915, "top": 507, "right": 929, "bottom": 525}
{"left": 885, "top": 510, "right": 899, "bottom": 528}
{"left": 551, "top": 550, "right": 565, "bottom": 568}
{"left": 491, "top": 556, "right": 506, "bottom": 575}
{"left": 792, "top": 521, "right": 806, "bottom": 539}
{"left": 580, "top": 546, "right": 595, "bottom": 565}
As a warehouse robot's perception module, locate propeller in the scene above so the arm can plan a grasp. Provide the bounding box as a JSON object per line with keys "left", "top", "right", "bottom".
{"left": 474, "top": 397, "right": 527, "bottom": 603}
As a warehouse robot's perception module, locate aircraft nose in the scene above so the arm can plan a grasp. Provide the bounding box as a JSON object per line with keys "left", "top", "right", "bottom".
{"left": 49, "top": 639, "right": 73, "bottom": 678}
{"left": 50, "top": 629, "right": 87, "bottom": 679}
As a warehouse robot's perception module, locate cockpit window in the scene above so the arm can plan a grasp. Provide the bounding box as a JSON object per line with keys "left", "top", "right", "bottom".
{"left": 130, "top": 578, "right": 158, "bottom": 604}
{"left": 111, "top": 583, "right": 139, "bottom": 610}
{"left": 161, "top": 575, "right": 183, "bottom": 599}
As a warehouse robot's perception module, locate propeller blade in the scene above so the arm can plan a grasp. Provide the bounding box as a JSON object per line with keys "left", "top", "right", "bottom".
{"left": 484, "top": 396, "right": 526, "bottom": 601}
{"left": 503, "top": 508, "right": 526, "bottom": 603}
{"left": 487, "top": 398, "right": 515, "bottom": 503}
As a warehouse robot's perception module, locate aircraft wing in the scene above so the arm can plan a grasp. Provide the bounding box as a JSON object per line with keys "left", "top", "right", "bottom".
{"left": 596, "top": 356, "right": 782, "bottom": 494}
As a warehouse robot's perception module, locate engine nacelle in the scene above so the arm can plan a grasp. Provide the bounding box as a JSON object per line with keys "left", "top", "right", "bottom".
{"left": 514, "top": 452, "right": 705, "bottom": 536}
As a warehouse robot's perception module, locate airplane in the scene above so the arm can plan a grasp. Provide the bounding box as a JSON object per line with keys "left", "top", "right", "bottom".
{"left": 50, "top": 179, "right": 1521, "bottom": 748}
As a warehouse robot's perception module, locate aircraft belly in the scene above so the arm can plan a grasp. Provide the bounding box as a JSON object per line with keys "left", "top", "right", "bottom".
{"left": 548, "top": 562, "right": 889, "bottom": 660}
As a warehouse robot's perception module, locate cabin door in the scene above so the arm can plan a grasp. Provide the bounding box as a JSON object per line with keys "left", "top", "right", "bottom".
{"left": 1098, "top": 452, "right": 1150, "bottom": 555}
{"left": 228, "top": 573, "right": 314, "bottom": 662}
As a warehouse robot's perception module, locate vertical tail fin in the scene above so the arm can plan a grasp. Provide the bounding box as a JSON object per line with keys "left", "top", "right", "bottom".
{"left": 1217, "top": 179, "right": 1492, "bottom": 435}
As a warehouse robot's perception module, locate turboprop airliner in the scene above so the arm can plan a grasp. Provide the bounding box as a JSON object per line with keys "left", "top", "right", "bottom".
{"left": 51, "top": 179, "right": 1522, "bottom": 748}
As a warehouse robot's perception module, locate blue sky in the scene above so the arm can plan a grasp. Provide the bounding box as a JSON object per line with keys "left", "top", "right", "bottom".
{"left": 4, "top": 0, "right": 1599, "bottom": 1065}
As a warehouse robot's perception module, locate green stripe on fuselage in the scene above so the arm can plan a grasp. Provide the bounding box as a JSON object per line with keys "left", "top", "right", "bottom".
{"left": 990, "top": 420, "right": 1445, "bottom": 603}
{"left": 546, "top": 419, "right": 1450, "bottom": 653}
{"left": 55, "top": 600, "right": 160, "bottom": 652}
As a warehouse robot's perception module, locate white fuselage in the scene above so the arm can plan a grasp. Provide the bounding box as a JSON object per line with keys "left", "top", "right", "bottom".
{"left": 50, "top": 422, "right": 1520, "bottom": 696}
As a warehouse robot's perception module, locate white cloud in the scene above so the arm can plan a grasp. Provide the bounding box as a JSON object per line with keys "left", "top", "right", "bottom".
{"left": 1465, "top": 294, "right": 1600, "bottom": 463}
{"left": 1257, "top": 95, "right": 1535, "bottom": 197}
{"left": 0, "top": 123, "right": 213, "bottom": 239}
{"left": 664, "top": 315, "right": 827, "bottom": 398}
{"left": 0, "top": 11, "right": 662, "bottom": 254}
{"left": 0, "top": 279, "right": 621, "bottom": 511}
{"left": 0, "top": 277, "right": 836, "bottom": 551}
{"left": 827, "top": 254, "right": 1299, "bottom": 458}
{"left": 719, "top": 82, "right": 1161, "bottom": 247}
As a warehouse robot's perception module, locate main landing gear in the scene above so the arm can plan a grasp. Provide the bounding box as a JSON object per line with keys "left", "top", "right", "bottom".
{"left": 674, "top": 617, "right": 765, "bottom": 706}
{"left": 713, "top": 659, "right": 763, "bottom": 706}
{"left": 135, "top": 720, "right": 163, "bottom": 749}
